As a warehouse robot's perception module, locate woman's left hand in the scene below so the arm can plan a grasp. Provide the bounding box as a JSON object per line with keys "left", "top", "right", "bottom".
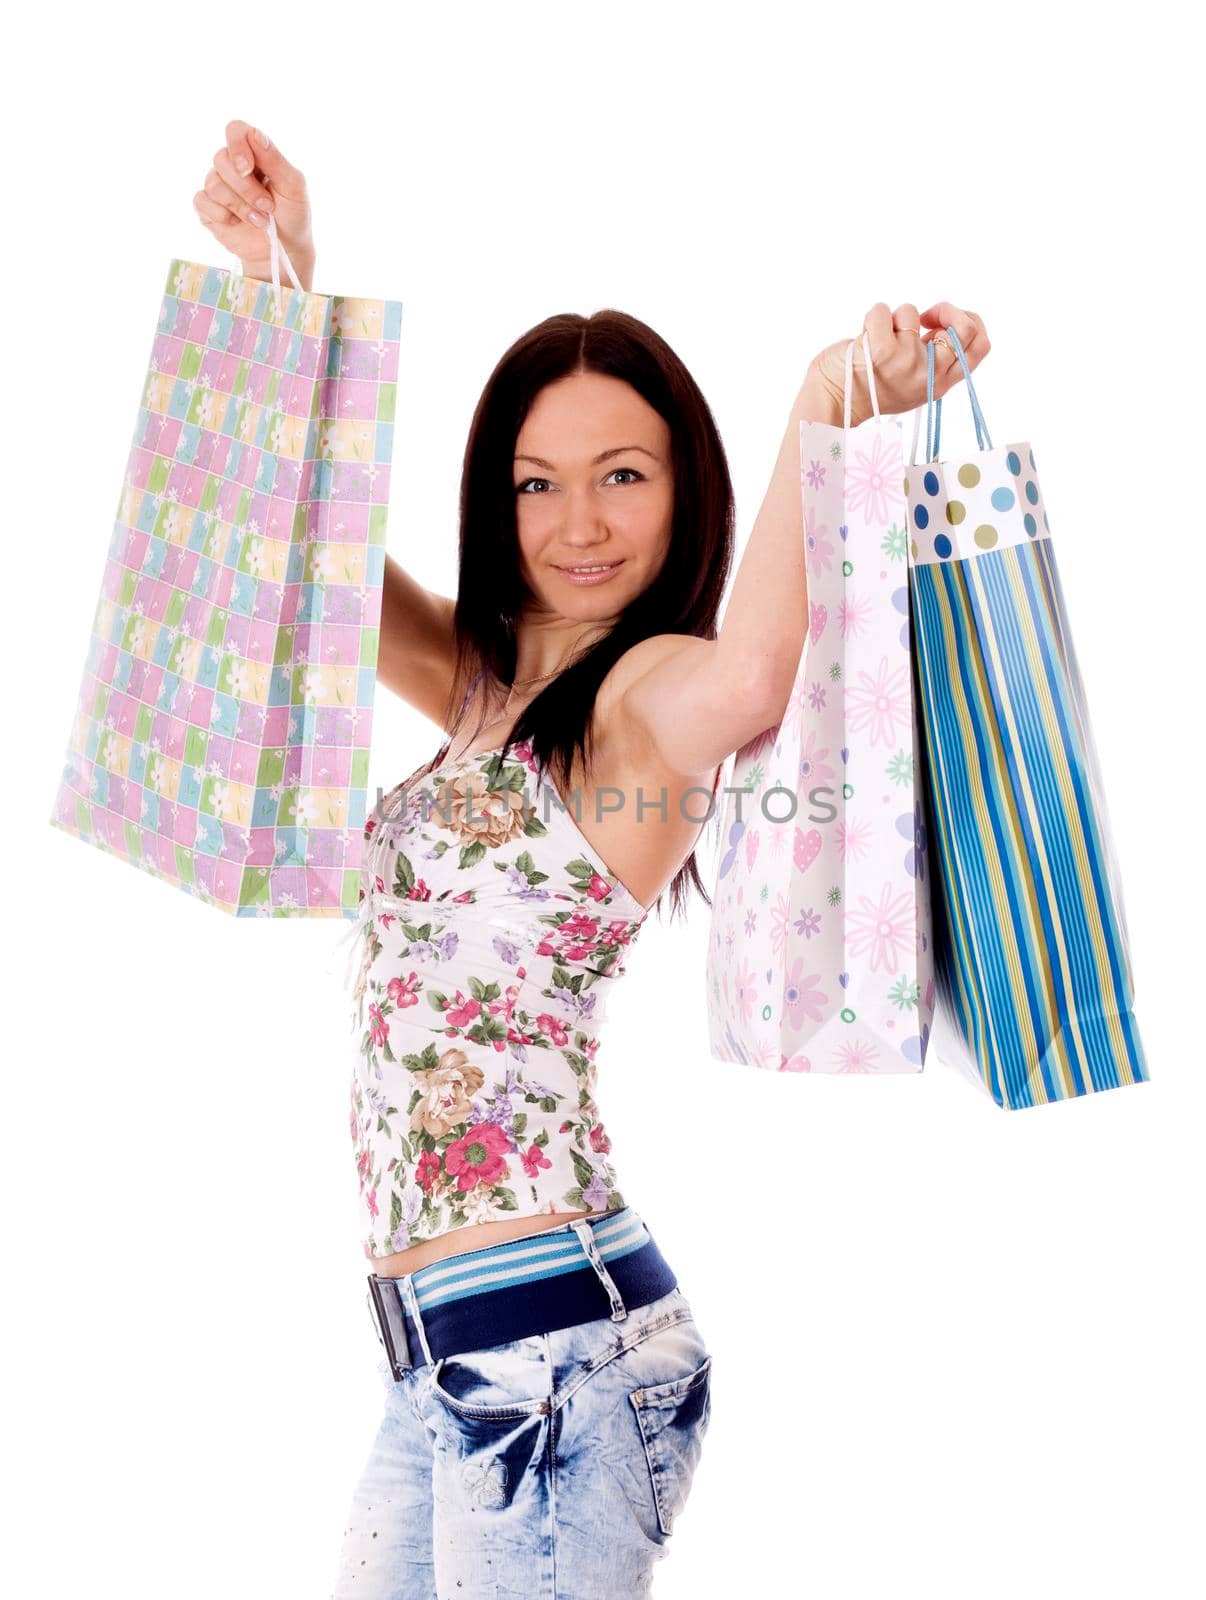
{"left": 807, "top": 301, "right": 991, "bottom": 427}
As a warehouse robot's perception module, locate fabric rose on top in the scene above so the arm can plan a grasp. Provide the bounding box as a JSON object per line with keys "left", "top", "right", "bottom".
{"left": 431, "top": 767, "right": 533, "bottom": 850}
{"left": 409, "top": 1048, "right": 486, "bottom": 1137}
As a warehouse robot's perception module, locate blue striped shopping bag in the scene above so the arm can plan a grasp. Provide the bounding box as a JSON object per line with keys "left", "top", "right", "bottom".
{"left": 905, "top": 329, "right": 1149, "bottom": 1110}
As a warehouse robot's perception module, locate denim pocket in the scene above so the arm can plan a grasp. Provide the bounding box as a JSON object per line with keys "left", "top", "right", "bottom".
{"left": 428, "top": 1336, "right": 552, "bottom": 1419}
{"left": 629, "top": 1353, "right": 713, "bottom": 1537}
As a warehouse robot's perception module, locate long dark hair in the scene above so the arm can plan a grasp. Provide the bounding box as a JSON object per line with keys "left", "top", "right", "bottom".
{"left": 435, "top": 308, "right": 735, "bottom": 922}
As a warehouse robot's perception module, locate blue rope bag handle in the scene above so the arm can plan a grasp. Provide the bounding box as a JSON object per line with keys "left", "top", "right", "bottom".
{"left": 912, "top": 324, "right": 994, "bottom": 466}
{"left": 908, "top": 321, "right": 991, "bottom": 467}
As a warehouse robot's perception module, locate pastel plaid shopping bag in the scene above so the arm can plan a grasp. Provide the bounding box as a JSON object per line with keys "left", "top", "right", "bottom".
{"left": 906, "top": 328, "right": 1149, "bottom": 1108}
{"left": 49, "top": 218, "right": 402, "bottom": 919}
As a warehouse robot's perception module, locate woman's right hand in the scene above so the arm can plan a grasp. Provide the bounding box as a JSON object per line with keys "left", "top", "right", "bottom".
{"left": 192, "top": 120, "right": 316, "bottom": 291}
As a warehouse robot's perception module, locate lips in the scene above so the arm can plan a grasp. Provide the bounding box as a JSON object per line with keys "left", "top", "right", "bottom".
{"left": 553, "top": 560, "right": 624, "bottom": 586}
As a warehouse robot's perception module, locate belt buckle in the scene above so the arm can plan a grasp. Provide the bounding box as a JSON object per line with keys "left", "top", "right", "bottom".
{"left": 366, "top": 1274, "right": 413, "bottom": 1380}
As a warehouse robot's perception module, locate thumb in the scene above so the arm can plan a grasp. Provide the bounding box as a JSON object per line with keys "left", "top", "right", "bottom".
{"left": 918, "top": 306, "right": 957, "bottom": 347}
{"left": 228, "top": 120, "right": 307, "bottom": 201}
{"left": 248, "top": 126, "right": 304, "bottom": 192}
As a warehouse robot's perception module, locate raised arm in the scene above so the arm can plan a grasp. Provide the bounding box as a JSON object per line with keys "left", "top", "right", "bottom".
{"left": 617, "top": 367, "right": 838, "bottom": 776}
{"left": 376, "top": 555, "right": 461, "bottom": 728}
{"left": 618, "top": 300, "right": 989, "bottom": 776}
{"left": 191, "top": 124, "right": 465, "bottom": 733}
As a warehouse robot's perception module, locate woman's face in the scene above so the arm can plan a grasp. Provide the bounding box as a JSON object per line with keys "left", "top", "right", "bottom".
{"left": 512, "top": 370, "right": 673, "bottom": 623}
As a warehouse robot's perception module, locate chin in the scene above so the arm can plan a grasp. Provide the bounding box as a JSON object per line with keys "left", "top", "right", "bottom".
{"left": 563, "top": 588, "right": 635, "bottom": 615}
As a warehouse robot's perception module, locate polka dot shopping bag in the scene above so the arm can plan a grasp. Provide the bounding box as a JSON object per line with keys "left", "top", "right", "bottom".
{"left": 906, "top": 328, "right": 1150, "bottom": 1108}
{"left": 48, "top": 218, "right": 402, "bottom": 919}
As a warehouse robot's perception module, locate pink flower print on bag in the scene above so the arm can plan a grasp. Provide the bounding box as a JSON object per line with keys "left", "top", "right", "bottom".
{"left": 707, "top": 331, "right": 935, "bottom": 1077}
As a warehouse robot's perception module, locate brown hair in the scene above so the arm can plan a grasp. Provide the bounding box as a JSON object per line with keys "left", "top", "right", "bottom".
{"left": 438, "top": 308, "right": 735, "bottom": 922}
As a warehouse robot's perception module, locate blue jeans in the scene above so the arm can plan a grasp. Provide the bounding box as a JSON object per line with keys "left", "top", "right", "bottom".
{"left": 329, "top": 1281, "right": 714, "bottom": 1598}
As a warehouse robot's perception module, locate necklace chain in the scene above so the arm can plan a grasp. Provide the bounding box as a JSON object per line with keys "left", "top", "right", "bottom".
{"left": 509, "top": 646, "right": 592, "bottom": 690}
{"left": 511, "top": 665, "right": 563, "bottom": 687}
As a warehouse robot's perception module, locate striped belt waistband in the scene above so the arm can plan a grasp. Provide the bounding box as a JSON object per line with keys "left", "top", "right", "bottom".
{"left": 365, "top": 1207, "right": 677, "bottom": 1379}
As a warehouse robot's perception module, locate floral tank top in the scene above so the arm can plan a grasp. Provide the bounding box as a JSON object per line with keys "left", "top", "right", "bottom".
{"left": 343, "top": 728, "right": 652, "bottom": 1260}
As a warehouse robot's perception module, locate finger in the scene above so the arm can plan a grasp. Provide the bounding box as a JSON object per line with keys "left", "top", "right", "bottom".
{"left": 226, "top": 119, "right": 306, "bottom": 200}
{"left": 919, "top": 302, "right": 981, "bottom": 361}
{"left": 890, "top": 303, "right": 924, "bottom": 368}
{"left": 224, "top": 118, "right": 258, "bottom": 181}
{"left": 857, "top": 302, "right": 897, "bottom": 368}
{"left": 922, "top": 327, "right": 970, "bottom": 372}
{"left": 920, "top": 303, "right": 984, "bottom": 400}
{"left": 958, "top": 309, "right": 991, "bottom": 362}
{"left": 193, "top": 189, "right": 236, "bottom": 227}
{"left": 213, "top": 145, "right": 275, "bottom": 217}
{"left": 927, "top": 335, "right": 962, "bottom": 392}
{"left": 205, "top": 165, "right": 270, "bottom": 230}
{"left": 922, "top": 315, "right": 991, "bottom": 392}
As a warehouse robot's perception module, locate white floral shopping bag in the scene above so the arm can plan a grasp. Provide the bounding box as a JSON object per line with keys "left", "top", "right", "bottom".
{"left": 706, "top": 333, "right": 936, "bottom": 1075}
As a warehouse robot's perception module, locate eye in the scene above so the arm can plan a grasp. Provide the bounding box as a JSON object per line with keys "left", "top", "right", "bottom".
{"left": 515, "top": 468, "right": 645, "bottom": 494}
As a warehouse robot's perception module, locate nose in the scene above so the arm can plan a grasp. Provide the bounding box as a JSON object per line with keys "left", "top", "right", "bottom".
{"left": 557, "top": 510, "right": 612, "bottom": 549}
{"left": 557, "top": 535, "right": 611, "bottom": 554}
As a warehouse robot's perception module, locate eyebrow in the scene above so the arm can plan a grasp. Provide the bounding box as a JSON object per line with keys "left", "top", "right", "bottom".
{"left": 514, "top": 445, "right": 659, "bottom": 470}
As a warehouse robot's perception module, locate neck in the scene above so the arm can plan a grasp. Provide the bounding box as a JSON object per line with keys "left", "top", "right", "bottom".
{"left": 511, "top": 617, "right": 611, "bottom": 684}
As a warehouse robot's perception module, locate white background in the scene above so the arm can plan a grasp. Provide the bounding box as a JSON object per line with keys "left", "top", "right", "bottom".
{"left": 3, "top": 3, "right": 1201, "bottom": 1596}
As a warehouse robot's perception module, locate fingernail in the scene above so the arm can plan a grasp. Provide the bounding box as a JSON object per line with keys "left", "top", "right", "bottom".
{"left": 258, "top": 194, "right": 274, "bottom": 212}
{"left": 252, "top": 128, "right": 271, "bottom": 150}
{"left": 248, "top": 210, "right": 266, "bottom": 227}
{"left": 235, "top": 155, "right": 252, "bottom": 176}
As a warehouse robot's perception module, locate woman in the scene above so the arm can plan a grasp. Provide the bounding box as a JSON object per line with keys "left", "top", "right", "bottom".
{"left": 194, "top": 120, "right": 988, "bottom": 1598}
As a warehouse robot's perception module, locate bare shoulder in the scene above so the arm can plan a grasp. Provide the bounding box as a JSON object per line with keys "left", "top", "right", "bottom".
{"left": 599, "top": 634, "right": 712, "bottom": 706}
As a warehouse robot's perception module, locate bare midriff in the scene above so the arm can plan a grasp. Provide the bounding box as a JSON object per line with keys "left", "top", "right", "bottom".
{"left": 369, "top": 1208, "right": 606, "bottom": 1277}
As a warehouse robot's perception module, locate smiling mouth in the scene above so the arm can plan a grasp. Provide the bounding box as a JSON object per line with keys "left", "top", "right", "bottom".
{"left": 553, "top": 561, "right": 622, "bottom": 574}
